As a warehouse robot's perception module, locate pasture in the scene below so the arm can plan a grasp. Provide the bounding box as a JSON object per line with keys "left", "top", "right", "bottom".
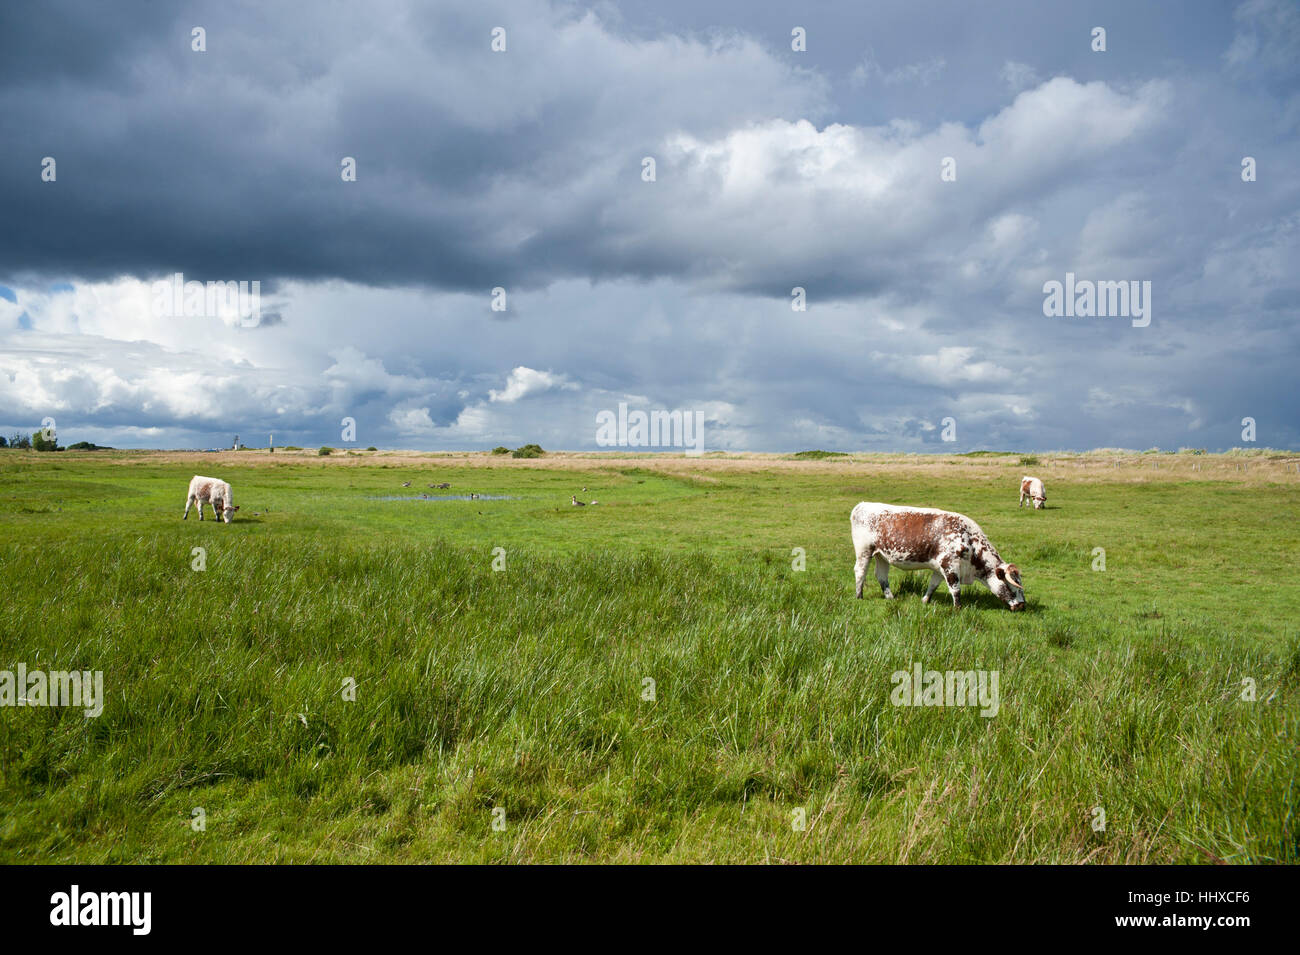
{"left": 0, "top": 448, "right": 1297, "bottom": 863}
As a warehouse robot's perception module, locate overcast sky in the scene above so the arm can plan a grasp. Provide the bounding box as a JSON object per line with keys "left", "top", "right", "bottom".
{"left": 1, "top": 0, "right": 1297, "bottom": 452}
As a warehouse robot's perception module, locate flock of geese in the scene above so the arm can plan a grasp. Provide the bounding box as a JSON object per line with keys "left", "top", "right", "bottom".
{"left": 396, "top": 480, "right": 596, "bottom": 506}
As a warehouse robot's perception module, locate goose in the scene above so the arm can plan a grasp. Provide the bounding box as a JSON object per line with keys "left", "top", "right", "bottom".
{"left": 572, "top": 496, "right": 586, "bottom": 507}
{"left": 401, "top": 481, "right": 411, "bottom": 488}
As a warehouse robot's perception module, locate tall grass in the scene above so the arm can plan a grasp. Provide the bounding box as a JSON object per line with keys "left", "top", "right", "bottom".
{"left": 0, "top": 454, "right": 1296, "bottom": 862}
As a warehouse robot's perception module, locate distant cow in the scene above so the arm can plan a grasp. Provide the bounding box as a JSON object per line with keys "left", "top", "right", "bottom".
{"left": 1019, "top": 476, "right": 1046, "bottom": 509}
{"left": 850, "top": 502, "right": 1025, "bottom": 611}
{"left": 183, "top": 475, "right": 240, "bottom": 523}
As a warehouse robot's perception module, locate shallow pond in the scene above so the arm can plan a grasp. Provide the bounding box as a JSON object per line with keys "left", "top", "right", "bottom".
{"left": 367, "top": 494, "right": 518, "bottom": 502}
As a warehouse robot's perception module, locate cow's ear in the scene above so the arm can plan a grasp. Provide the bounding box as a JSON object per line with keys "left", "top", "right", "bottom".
{"left": 995, "top": 565, "right": 1006, "bottom": 580}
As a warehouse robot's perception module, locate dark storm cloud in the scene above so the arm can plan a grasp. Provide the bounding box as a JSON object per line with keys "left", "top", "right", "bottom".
{"left": 0, "top": 0, "right": 826, "bottom": 293}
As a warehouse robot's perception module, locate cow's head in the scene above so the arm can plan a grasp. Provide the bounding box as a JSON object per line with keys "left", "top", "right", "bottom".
{"left": 991, "top": 563, "right": 1026, "bottom": 610}
{"left": 222, "top": 503, "right": 239, "bottom": 523}
{"left": 1032, "top": 494, "right": 1046, "bottom": 510}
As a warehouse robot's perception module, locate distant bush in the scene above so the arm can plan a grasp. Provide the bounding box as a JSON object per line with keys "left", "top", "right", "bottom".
{"left": 282, "top": 446, "right": 302, "bottom": 451}
{"left": 366, "top": 446, "right": 377, "bottom": 451}
{"left": 9, "top": 433, "right": 30, "bottom": 449}
{"left": 511, "top": 443, "right": 544, "bottom": 459}
{"left": 1018, "top": 455, "right": 1040, "bottom": 467}
{"left": 31, "top": 431, "right": 59, "bottom": 452}
{"left": 318, "top": 446, "right": 333, "bottom": 456}
{"left": 794, "top": 450, "right": 847, "bottom": 460}
{"left": 491, "top": 446, "right": 510, "bottom": 455}
{"left": 1224, "top": 447, "right": 1277, "bottom": 457}
{"left": 67, "top": 441, "right": 111, "bottom": 451}
{"left": 1177, "top": 448, "right": 1206, "bottom": 455}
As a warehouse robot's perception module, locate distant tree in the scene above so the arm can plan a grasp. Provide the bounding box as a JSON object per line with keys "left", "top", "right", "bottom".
{"left": 318, "top": 446, "right": 332, "bottom": 456}
{"left": 0, "top": 435, "right": 7, "bottom": 448}
{"left": 491, "top": 446, "right": 510, "bottom": 455}
{"left": 10, "top": 432, "right": 29, "bottom": 449}
{"left": 511, "top": 443, "right": 544, "bottom": 459}
{"left": 32, "top": 431, "right": 59, "bottom": 452}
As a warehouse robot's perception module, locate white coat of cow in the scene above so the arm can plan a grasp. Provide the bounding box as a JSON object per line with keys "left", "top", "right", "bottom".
{"left": 183, "top": 475, "right": 240, "bottom": 523}
{"left": 1019, "top": 476, "right": 1046, "bottom": 509}
{"left": 851, "top": 502, "right": 1025, "bottom": 610}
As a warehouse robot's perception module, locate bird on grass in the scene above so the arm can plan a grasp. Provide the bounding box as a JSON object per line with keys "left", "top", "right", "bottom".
{"left": 572, "top": 496, "right": 586, "bottom": 506}
{"left": 401, "top": 481, "right": 411, "bottom": 487}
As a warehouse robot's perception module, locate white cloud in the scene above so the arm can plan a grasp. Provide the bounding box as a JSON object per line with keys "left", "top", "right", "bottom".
{"left": 488, "top": 366, "right": 577, "bottom": 403}
{"left": 850, "top": 54, "right": 946, "bottom": 89}
{"left": 1000, "top": 61, "right": 1039, "bottom": 92}
{"left": 1223, "top": 0, "right": 1300, "bottom": 77}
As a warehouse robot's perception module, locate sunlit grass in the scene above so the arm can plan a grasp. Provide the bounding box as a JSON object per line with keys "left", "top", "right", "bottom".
{"left": 0, "top": 451, "right": 1296, "bottom": 862}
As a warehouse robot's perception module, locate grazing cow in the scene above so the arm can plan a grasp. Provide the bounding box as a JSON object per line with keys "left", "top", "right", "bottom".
{"left": 183, "top": 475, "right": 240, "bottom": 523}
{"left": 850, "top": 502, "right": 1025, "bottom": 611}
{"left": 1019, "top": 476, "right": 1046, "bottom": 509}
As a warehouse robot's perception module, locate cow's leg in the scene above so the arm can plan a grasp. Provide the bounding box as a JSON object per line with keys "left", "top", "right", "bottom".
{"left": 939, "top": 555, "right": 962, "bottom": 609}
{"left": 875, "top": 556, "right": 894, "bottom": 599}
{"left": 854, "top": 549, "right": 871, "bottom": 599}
{"left": 1019, "top": 489, "right": 1026, "bottom": 507}
{"left": 183, "top": 494, "right": 193, "bottom": 519}
{"left": 921, "top": 570, "right": 943, "bottom": 604}
{"left": 198, "top": 496, "right": 205, "bottom": 520}
{"left": 935, "top": 553, "right": 967, "bottom": 613}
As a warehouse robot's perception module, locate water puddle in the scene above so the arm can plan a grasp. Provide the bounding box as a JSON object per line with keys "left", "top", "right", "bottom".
{"left": 367, "top": 494, "right": 518, "bottom": 502}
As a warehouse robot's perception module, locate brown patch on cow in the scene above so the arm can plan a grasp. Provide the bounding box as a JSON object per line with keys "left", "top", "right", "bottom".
{"left": 873, "top": 511, "right": 963, "bottom": 562}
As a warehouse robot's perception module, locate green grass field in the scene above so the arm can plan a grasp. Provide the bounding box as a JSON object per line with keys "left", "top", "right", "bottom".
{"left": 1, "top": 449, "right": 1297, "bottom": 863}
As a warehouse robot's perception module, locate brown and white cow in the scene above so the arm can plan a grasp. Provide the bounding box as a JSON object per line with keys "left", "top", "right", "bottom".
{"left": 850, "top": 502, "right": 1025, "bottom": 611}
{"left": 182, "top": 475, "right": 240, "bottom": 523}
{"left": 1019, "top": 475, "right": 1046, "bottom": 510}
